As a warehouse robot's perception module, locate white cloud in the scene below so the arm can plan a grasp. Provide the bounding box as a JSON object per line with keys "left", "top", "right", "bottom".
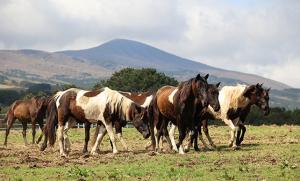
{"left": 0, "top": 0, "right": 299, "bottom": 87}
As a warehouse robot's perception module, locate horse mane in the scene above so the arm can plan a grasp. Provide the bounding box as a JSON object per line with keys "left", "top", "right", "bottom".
{"left": 105, "top": 87, "right": 135, "bottom": 121}
{"left": 177, "top": 76, "right": 206, "bottom": 103}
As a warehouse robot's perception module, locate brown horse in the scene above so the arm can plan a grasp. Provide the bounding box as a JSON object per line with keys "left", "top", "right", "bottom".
{"left": 149, "top": 74, "right": 210, "bottom": 154}
{"left": 172, "top": 82, "right": 221, "bottom": 152}
{"left": 3, "top": 97, "right": 49, "bottom": 146}
{"left": 91, "top": 91, "right": 154, "bottom": 152}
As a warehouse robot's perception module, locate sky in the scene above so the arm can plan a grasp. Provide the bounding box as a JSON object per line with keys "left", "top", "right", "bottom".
{"left": 0, "top": 0, "right": 299, "bottom": 87}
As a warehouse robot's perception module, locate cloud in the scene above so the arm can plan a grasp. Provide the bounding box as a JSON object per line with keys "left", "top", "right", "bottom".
{"left": 0, "top": 0, "right": 299, "bottom": 87}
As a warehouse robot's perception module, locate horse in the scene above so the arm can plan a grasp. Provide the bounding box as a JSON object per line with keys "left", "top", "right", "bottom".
{"left": 168, "top": 82, "right": 221, "bottom": 152}
{"left": 192, "top": 83, "right": 270, "bottom": 149}
{"left": 45, "top": 87, "right": 150, "bottom": 157}
{"left": 91, "top": 91, "right": 154, "bottom": 152}
{"left": 148, "top": 74, "right": 210, "bottom": 154}
{"left": 3, "top": 97, "right": 49, "bottom": 146}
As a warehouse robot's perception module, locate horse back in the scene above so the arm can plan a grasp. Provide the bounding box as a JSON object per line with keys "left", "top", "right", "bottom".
{"left": 11, "top": 100, "right": 32, "bottom": 120}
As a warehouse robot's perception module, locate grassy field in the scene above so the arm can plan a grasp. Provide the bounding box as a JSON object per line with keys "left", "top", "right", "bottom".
{"left": 0, "top": 125, "right": 299, "bottom": 181}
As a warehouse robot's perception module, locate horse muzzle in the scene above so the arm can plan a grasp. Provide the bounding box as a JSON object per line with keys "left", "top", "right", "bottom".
{"left": 213, "top": 105, "right": 220, "bottom": 112}
{"left": 143, "top": 131, "right": 151, "bottom": 139}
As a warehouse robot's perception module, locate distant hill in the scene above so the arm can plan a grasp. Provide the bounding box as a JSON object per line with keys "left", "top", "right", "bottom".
{"left": 0, "top": 39, "right": 299, "bottom": 108}
{"left": 60, "top": 39, "right": 290, "bottom": 90}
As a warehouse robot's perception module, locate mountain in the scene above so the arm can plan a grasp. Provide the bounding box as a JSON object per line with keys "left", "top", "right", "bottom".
{"left": 60, "top": 39, "right": 290, "bottom": 90}
{"left": 0, "top": 39, "right": 299, "bottom": 108}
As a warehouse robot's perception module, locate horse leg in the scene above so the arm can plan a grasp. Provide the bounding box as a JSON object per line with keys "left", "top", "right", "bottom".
{"left": 193, "top": 128, "right": 200, "bottom": 151}
{"left": 63, "top": 121, "right": 74, "bottom": 153}
{"left": 4, "top": 116, "right": 15, "bottom": 146}
{"left": 203, "top": 120, "right": 216, "bottom": 149}
{"left": 103, "top": 121, "right": 118, "bottom": 154}
{"left": 21, "top": 121, "right": 29, "bottom": 146}
{"left": 57, "top": 109, "right": 68, "bottom": 157}
{"left": 162, "top": 123, "right": 173, "bottom": 151}
{"left": 237, "top": 124, "right": 246, "bottom": 146}
{"left": 91, "top": 124, "right": 107, "bottom": 155}
{"left": 224, "top": 118, "right": 238, "bottom": 148}
{"left": 184, "top": 130, "right": 194, "bottom": 152}
{"left": 36, "top": 121, "right": 44, "bottom": 144}
{"left": 177, "top": 123, "right": 187, "bottom": 155}
{"left": 115, "top": 121, "right": 129, "bottom": 151}
{"left": 83, "top": 122, "right": 91, "bottom": 154}
{"left": 31, "top": 119, "right": 36, "bottom": 144}
{"left": 168, "top": 124, "right": 178, "bottom": 152}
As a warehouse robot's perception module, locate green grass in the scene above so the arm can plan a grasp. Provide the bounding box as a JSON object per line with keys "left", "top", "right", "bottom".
{"left": 0, "top": 125, "right": 299, "bottom": 180}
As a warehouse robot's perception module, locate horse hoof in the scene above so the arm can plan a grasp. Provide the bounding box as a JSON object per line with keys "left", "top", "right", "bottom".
{"left": 90, "top": 151, "right": 99, "bottom": 156}
{"left": 40, "top": 145, "right": 47, "bottom": 151}
{"left": 211, "top": 144, "right": 217, "bottom": 149}
{"left": 60, "top": 153, "right": 68, "bottom": 158}
{"left": 232, "top": 145, "right": 240, "bottom": 150}
{"left": 194, "top": 147, "right": 200, "bottom": 152}
{"left": 82, "top": 152, "right": 90, "bottom": 158}
{"left": 179, "top": 147, "right": 185, "bottom": 155}
{"left": 228, "top": 143, "right": 233, "bottom": 147}
{"left": 113, "top": 150, "right": 119, "bottom": 154}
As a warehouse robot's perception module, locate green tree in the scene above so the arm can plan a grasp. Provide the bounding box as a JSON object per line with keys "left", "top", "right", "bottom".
{"left": 94, "top": 68, "right": 178, "bottom": 92}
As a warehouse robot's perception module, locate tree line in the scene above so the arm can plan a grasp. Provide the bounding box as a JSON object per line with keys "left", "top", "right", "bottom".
{"left": 0, "top": 68, "right": 299, "bottom": 125}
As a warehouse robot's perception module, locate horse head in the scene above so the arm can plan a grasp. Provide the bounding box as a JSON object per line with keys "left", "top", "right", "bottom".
{"left": 243, "top": 83, "right": 270, "bottom": 115}
{"left": 131, "top": 104, "right": 150, "bottom": 139}
{"left": 207, "top": 82, "right": 221, "bottom": 112}
{"left": 191, "top": 73, "right": 209, "bottom": 107}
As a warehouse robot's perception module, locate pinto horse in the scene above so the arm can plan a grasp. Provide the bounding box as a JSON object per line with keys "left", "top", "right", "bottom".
{"left": 3, "top": 97, "right": 49, "bottom": 146}
{"left": 45, "top": 87, "right": 150, "bottom": 157}
{"left": 149, "top": 74, "right": 210, "bottom": 154}
{"left": 193, "top": 83, "right": 270, "bottom": 149}
{"left": 91, "top": 91, "right": 154, "bottom": 152}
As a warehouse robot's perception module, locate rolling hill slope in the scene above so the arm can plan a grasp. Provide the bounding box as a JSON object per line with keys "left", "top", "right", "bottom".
{"left": 0, "top": 39, "right": 299, "bottom": 108}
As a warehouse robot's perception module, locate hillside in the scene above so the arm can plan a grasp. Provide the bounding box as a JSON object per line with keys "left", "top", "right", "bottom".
{"left": 0, "top": 39, "right": 299, "bottom": 108}
{"left": 60, "top": 39, "right": 290, "bottom": 90}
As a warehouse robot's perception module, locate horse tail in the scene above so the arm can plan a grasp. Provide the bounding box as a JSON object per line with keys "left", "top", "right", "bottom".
{"left": 4, "top": 101, "right": 17, "bottom": 126}
{"left": 45, "top": 99, "right": 58, "bottom": 147}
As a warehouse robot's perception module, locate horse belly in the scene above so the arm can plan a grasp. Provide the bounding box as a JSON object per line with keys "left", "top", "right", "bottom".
{"left": 14, "top": 105, "right": 31, "bottom": 120}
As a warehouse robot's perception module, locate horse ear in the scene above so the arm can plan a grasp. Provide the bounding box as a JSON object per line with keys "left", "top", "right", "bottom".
{"left": 216, "top": 82, "right": 221, "bottom": 88}
{"left": 243, "top": 85, "right": 256, "bottom": 98}
{"left": 266, "top": 88, "right": 271, "bottom": 92}
{"left": 204, "top": 74, "right": 209, "bottom": 80}
{"left": 196, "top": 74, "right": 201, "bottom": 80}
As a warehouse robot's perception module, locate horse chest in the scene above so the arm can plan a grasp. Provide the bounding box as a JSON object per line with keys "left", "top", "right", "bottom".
{"left": 227, "top": 108, "right": 242, "bottom": 120}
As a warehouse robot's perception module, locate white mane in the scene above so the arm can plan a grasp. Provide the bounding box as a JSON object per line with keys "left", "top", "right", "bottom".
{"left": 104, "top": 87, "right": 135, "bottom": 121}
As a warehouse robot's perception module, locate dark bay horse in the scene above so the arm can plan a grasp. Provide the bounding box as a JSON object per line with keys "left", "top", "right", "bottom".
{"left": 173, "top": 82, "right": 221, "bottom": 152}
{"left": 3, "top": 97, "right": 49, "bottom": 146}
{"left": 149, "top": 74, "right": 210, "bottom": 154}
{"left": 44, "top": 87, "right": 150, "bottom": 157}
